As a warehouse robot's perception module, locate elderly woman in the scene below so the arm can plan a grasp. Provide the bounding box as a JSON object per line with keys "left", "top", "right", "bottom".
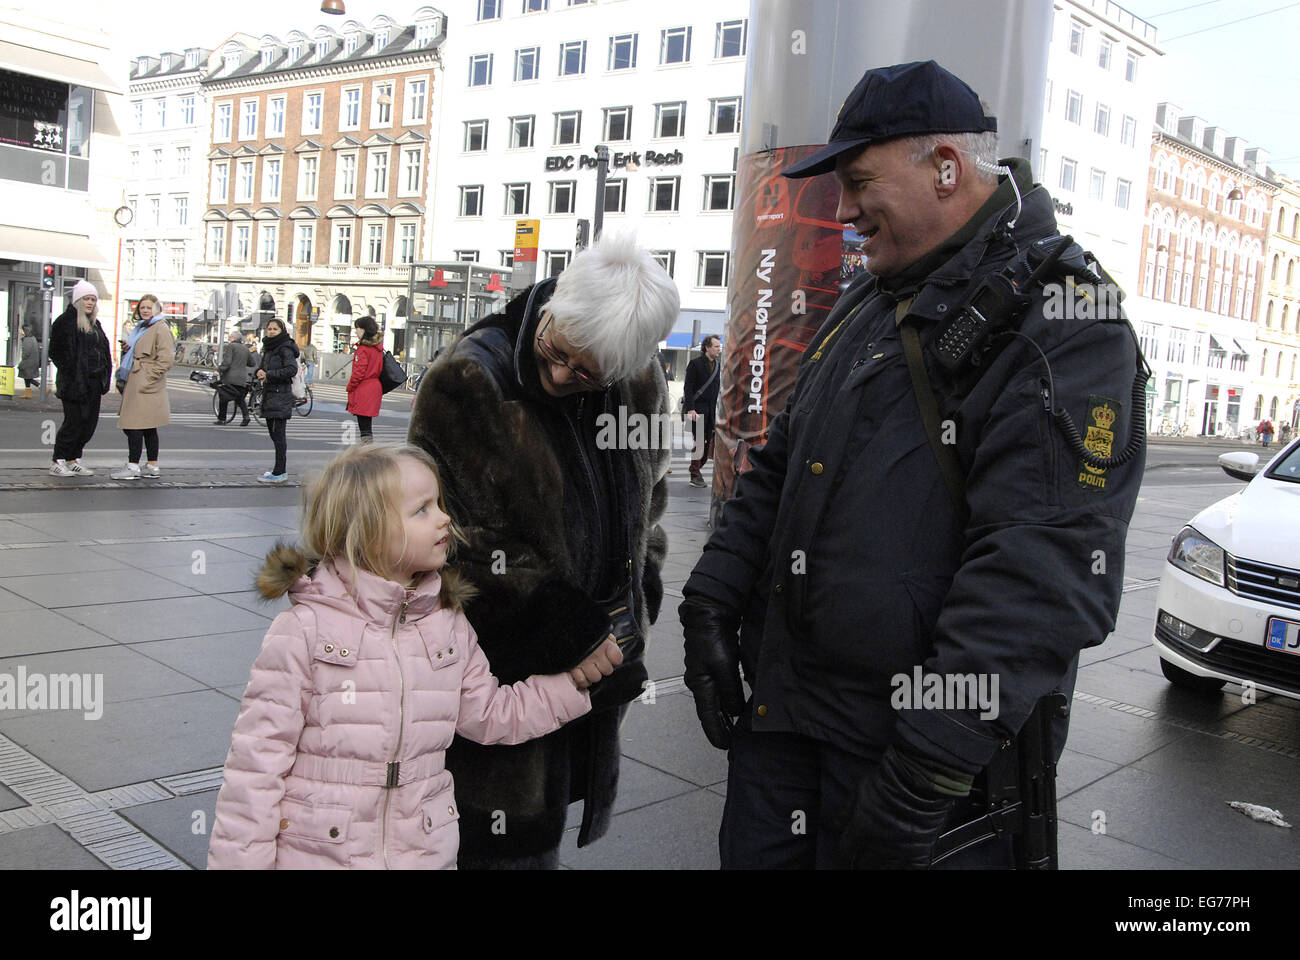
{"left": 18, "top": 326, "right": 39, "bottom": 399}
{"left": 47, "top": 279, "right": 112, "bottom": 477}
{"left": 110, "top": 294, "right": 174, "bottom": 480}
{"left": 409, "top": 233, "right": 677, "bottom": 869}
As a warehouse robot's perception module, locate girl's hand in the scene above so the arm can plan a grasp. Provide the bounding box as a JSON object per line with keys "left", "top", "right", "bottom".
{"left": 569, "top": 636, "right": 623, "bottom": 689}
{"left": 256, "top": 369, "right": 267, "bottom": 380}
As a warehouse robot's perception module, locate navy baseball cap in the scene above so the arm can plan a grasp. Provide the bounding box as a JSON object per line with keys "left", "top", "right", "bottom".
{"left": 783, "top": 60, "right": 997, "bottom": 179}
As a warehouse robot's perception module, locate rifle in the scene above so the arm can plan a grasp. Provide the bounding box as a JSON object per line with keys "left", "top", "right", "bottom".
{"left": 929, "top": 692, "right": 1068, "bottom": 870}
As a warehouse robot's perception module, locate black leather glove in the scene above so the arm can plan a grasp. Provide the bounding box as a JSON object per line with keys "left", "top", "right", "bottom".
{"left": 838, "top": 744, "right": 958, "bottom": 870}
{"left": 679, "top": 595, "right": 744, "bottom": 750}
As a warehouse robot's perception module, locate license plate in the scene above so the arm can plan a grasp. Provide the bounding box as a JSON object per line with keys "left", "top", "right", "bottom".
{"left": 1265, "top": 617, "right": 1300, "bottom": 655}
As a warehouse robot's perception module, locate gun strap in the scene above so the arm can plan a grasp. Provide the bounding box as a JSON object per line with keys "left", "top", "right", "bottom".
{"left": 897, "top": 298, "right": 965, "bottom": 513}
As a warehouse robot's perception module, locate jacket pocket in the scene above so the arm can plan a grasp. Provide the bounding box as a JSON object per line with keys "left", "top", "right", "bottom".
{"left": 420, "top": 786, "right": 459, "bottom": 835}
{"left": 277, "top": 798, "right": 352, "bottom": 867}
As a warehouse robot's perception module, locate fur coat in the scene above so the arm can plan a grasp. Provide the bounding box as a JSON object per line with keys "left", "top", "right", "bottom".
{"left": 408, "top": 279, "right": 670, "bottom": 860}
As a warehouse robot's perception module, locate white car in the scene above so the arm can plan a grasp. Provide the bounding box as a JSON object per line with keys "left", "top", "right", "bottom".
{"left": 1152, "top": 436, "right": 1300, "bottom": 699}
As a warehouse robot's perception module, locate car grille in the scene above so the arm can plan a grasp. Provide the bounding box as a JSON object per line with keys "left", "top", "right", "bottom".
{"left": 1226, "top": 555, "right": 1300, "bottom": 611}
{"left": 1160, "top": 627, "right": 1300, "bottom": 696}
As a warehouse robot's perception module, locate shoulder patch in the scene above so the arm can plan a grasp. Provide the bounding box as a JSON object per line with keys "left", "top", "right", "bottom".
{"left": 1077, "top": 394, "right": 1121, "bottom": 491}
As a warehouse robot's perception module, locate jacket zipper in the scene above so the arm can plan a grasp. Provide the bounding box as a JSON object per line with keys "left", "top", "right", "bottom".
{"left": 380, "top": 592, "right": 411, "bottom": 869}
{"left": 568, "top": 395, "right": 604, "bottom": 567}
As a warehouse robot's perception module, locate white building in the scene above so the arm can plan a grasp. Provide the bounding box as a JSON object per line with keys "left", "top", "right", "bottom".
{"left": 1038, "top": 0, "right": 1163, "bottom": 296}
{"left": 0, "top": 7, "right": 125, "bottom": 368}
{"left": 124, "top": 47, "right": 213, "bottom": 333}
{"left": 427, "top": 0, "right": 748, "bottom": 368}
{"left": 1259, "top": 174, "right": 1300, "bottom": 435}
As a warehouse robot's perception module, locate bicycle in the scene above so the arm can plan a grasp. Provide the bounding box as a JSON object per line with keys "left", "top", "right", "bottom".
{"left": 294, "top": 385, "right": 313, "bottom": 417}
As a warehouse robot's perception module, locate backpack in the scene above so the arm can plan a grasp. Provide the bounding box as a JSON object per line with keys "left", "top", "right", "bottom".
{"left": 290, "top": 361, "right": 306, "bottom": 399}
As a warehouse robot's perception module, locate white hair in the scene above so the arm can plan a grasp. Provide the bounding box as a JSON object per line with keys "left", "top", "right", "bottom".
{"left": 546, "top": 232, "right": 680, "bottom": 384}
{"left": 899, "top": 131, "right": 1001, "bottom": 184}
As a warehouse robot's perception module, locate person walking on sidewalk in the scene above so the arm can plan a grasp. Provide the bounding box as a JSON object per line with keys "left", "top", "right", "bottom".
{"left": 683, "top": 335, "right": 722, "bottom": 487}
{"left": 17, "top": 326, "right": 39, "bottom": 399}
{"left": 1258, "top": 418, "right": 1275, "bottom": 448}
{"left": 206, "top": 443, "right": 620, "bottom": 869}
{"left": 110, "top": 294, "right": 174, "bottom": 481}
{"left": 255, "top": 318, "right": 299, "bottom": 484}
{"left": 46, "top": 279, "right": 112, "bottom": 477}
{"left": 346, "top": 316, "right": 383, "bottom": 442}
{"left": 214, "top": 331, "right": 251, "bottom": 426}
{"left": 301, "top": 340, "right": 319, "bottom": 386}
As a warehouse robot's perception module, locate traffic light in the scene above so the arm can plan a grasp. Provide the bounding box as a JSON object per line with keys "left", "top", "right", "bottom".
{"left": 41, "top": 263, "right": 55, "bottom": 289}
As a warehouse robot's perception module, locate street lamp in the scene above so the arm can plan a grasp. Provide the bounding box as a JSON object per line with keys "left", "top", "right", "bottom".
{"left": 321, "top": 0, "right": 345, "bottom": 14}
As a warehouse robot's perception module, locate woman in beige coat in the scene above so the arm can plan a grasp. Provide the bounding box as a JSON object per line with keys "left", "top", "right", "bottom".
{"left": 111, "top": 294, "right": 174, "bottom": 480}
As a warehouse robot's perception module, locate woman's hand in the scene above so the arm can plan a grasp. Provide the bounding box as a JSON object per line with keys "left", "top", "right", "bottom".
{"left": 569, "top": 636, "right": 623, "bottom": 689}
{"left": 256, "top": 369, "right": 267, "bottom": 380}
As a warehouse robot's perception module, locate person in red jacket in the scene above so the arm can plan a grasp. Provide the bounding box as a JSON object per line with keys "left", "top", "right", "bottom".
{"left": 347, "top": 315, "right": 384, "bottom": 441}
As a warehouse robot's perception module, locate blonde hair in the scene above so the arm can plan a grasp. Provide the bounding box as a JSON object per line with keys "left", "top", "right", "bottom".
{"left": 132, "top": 294, "right": 162, "bottom": 324}
{"left": 299, "top": 443, "right": 466, "bottom": 585}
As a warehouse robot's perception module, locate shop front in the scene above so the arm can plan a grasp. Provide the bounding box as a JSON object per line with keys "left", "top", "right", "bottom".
{"left": 405, "top": 262, "right": 511, "bottom": 368}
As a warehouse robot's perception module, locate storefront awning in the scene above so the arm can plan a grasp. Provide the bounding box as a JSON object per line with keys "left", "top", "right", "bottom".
{"left": 1208, "top": 335, "right": 1226, "bottom": 353}
{"left": 1232, "top": 339, "right": 1249, "bottom": 356}
{"left": 0, "top": 40, "right": 123, "bottom": 95}
{"left": 0, "top": 224, "right": 113, "bottom": 269}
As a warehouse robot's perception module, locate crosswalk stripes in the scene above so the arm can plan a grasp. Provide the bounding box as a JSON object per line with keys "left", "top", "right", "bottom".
{"left": 116, "top": 412, "right": 407, "bottom": 444}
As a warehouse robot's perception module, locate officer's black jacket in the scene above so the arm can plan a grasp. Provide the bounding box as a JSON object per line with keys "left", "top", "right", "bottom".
{"left": 684, "top": 169, "right": 1145, "bottom": 775}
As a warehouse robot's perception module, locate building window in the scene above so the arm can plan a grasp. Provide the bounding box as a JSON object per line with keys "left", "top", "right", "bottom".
{"left": 501, "top": 250, "right": 516, "bottom": 267}
{"left": 545, "top": 250, "right": 570, "bottom": 277}
{"left": 341, "top": 87, "right": 361, "bottom": 129}
{"left": 399, "top": 222, "right": 417, "bottom": 263}
{"left": 175, "top": 146, "right": 190, "bottom": 176}
{"left": 316, "top": 39, "right": 329, "bottom": 60}
{"left": 368, "top": 150, "right": 389, "bottom": 196}
{"left": 698, "top": 251, "right": 730, "bottom": 287}
{"left": 1115, "top": 178, "right": 1131, "bottom": 209}
{"left": 147, "top": 245, "right": 158, "bottom": 278}
{"left": 465, "top": 120, "right": 488, "bottom": 151}
{"left": 155, "top": 98, "right": 167, "bottom": 128}
{"left": 181, "top": 96, "right": 195, "bottom": 125}
{"left": 505, "top": 182, "right": 531, "bottom": 215}
{"left": 300, "top": 155, "right": 319, "bottom": 199}
{"left": 174, "top": 195, "right": 188, "bottom": 226}
{"left": 208, "top": 224, "right": 226, "bottom": 262}
{"left": 709, "top": 97, "right": 741, "bottom": 135}
{"left": 236, "top": 160, "right": 255, "bottom": 203}
{"left": 510, "top": 115, "right": 535, "bottom": 148}
{"left": 515, "top": 46, "right": 540, "bottom": 81}
{"left": 1088, "top": 168, "right": 1105, "bottom": 201}
{"left": 1068, "top": 18, "right": 1084, "bottom": 55}
{"left": 1059, "top": 157, "right": 1077, "bottom": 192}
{"left": 1098, "top": 37, "right": 1112, "bottom": 70}
{"left": 133, "top": 100, "right": 144, "bottom": 130}
{"left": 303, "top": 92, "right": 323, "bottom": 133}
{"left": 1121, "top": 115, "right": 1136, "bottom": 147}
{"left": 124, "top": 245, "right": 135, "bottom": 277}
{"left": 715, "top": 19, "right": 747, "bottom": 58}
{"left": 215, "top": 102, "right": 232, "bottom": 140}
{"left": 152, "top": 149, "right": 164, "bottom": 176}
{"left": 295, "top": 223, "right": 314, "bottom": 263}
{"left": 171, "top": 246, "right": 185, "bottom": 276}
{"left": 372, "top": 83, "right": 393, "bottom": 127}
{"left": 661, "top": 26, "right": 692, "bottom": 64}
{"left": 268, "top": 96, "right": 286, "bottom": 138}
{"left": 416, "top": 21, "right": 438, "bottom": 46}
{"left": 130, "top": 150, "right": 140, "bottom": 176}
{"left": 1125, "top": 50, "right": 1139, "bottom": 82}
{"left": 651, "top": 250, "right": 675, "bottom": 277}
{"left": 460, "top": 185, "right": 484, "bottom": 216}
{"left": 455, "top": 249, "right": 479, "bottom": 263}
{"left": 240, "top": 100, "right": 258, "bottom": 139}
{"left": 559, "top": 40, "right": 587, "bottom": 75}
{"left": 609, "top": 33, "right": 638, "bottom": 70}
{"left": 337, "top": 154, "right": 357, "bottom": 197}
{"left": 375, "top": 29, "right": 389, "bottom": 48}
{"left": 366, "top": 223, "right": 384, "bottom": 264}
{"left": 234, "top": 224, "right": 251, "bottom": 263}
{"left": 524, "top": 0, "right": 548, "bottom": 11}
{"left": 549, "top": 180, "right": 576, "bottom": 214}
{"left": 554, "top": 111, "right": 581, "bottom": 145}
{"left": 1065, "top": 90, "right": 1082, "bottom": 125}
{"left": 649, "top": 176, "right": 680, "bottom": 212}
{"left": 149, "top": 196, "right": 160, "bottom": 226}
{"left": 259, "top": 224, "right": 276, "bottom": 263}
{"left": 478, "top": 0, "right": 501, "bottom": 19}
{"left": 333, "top": 222, "right": 353, "bottom": 264}
{"left": 469, "top": 54, "right": 493, "bottom": 86}
{"left": 405, "top": 79, "right": 428, "bottom": 123}
{"left": 655, "top": 102, "right": 686, "bottom": 138}
{"left": 1094, "top": 103, "right": 1110, "bottom": 137}
{"left": 211, "top": 162, "right": 229, "bottom": 203}
{"left": 402, "top": 147, "right": 422, "bottom": 192}
{"left": 704, "top": 174, "right": 735, "bottom": 211}
{"left": 263, "top": 158, "right": 282, "bottom": 201}
{"left": 344, "top": 34, "right": 359, "bottom": 56}
{"left": 288, "top": 44, "right": 302, "bottom": 62}
{"left": 604, "top": 106, "right": 632, "bottom": 141}
{"left": 603, "top": 178, "right": 626, "bottom": 213}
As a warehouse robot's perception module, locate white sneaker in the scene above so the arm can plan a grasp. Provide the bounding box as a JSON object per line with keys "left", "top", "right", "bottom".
{"left": 68, "top": 461, "right": 95, "bottom": 476}
{"left": 110, "top": 463, "right": 141, "bottom": 481}
{"left": 142, "top": 464, "right": 161, "bottom": 477}
{"left": 49, "top": 460, "right": 73, "bottom": 477}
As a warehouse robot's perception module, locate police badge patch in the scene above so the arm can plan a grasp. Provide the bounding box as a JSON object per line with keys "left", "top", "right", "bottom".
{"left": 1078, "top": 394, "right": 1121, "bottom": 491}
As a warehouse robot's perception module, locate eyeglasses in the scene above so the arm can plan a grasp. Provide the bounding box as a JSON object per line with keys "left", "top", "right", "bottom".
{"left": 535, "top": 312, "right": 614, "bottom": 391}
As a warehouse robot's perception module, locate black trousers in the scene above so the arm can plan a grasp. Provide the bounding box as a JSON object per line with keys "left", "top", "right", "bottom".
{"left": 124, "top": 428, "right": 159, "bottom": 462}
{"left": 719, "top": 709, "right": 1014, "bottom": 870}
{"left": 53, "top": 394, "right": 102, "bottom": 461}
{"left": 266, "top": 417, "right": 287, "bottom": 474}
{"left": 355, "top": 415, "right": 373, "bottom": 440}
{"left": 218, "top": 383, "right": 248, "bottom": 422}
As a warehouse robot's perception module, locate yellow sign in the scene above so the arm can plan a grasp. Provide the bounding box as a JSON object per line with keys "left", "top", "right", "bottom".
{"left": 0, "top": 367, "right": 14, "bottom": 397}
{"left": 514, "top": 219, "right": 540, "bottom": 262}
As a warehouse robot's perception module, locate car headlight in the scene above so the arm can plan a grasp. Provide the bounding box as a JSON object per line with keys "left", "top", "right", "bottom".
{"left": 1168, "top": 527, "right": 1225, "bottom": 587}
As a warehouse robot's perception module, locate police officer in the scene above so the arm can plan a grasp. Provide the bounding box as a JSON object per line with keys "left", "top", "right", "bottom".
{"left": 679, "top": 61, "right": 1145, "bottom": 869}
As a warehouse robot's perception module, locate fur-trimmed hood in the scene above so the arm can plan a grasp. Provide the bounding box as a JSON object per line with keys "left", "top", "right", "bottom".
{"left": 357, "top": 333, "right": 383, "bottom": 348}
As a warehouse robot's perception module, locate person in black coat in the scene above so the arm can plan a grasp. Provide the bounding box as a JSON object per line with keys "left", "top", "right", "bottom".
{"left": 255, "top": 319, "right": 300, "bottom": 483}
{"left": 46, "top": 280, "right": 112, "bottom": 477}
{"left": 682, "top": 334, "right": 722, "bottom": 487}
{"left": 214, "top": 332, "right": 251, "bottom": 425}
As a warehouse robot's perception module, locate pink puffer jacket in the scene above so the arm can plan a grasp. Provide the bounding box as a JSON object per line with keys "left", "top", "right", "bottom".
{"left": 207, "top": 548, "right": 590, "bottom": 869}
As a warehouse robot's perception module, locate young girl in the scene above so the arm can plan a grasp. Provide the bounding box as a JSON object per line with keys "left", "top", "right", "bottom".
{"left": 207, "top": 443, "right": 620, "bottom": 869}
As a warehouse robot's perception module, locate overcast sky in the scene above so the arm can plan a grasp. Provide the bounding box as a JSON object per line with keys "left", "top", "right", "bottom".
{"left": 49, "top": 0, "right": 1300, "bottom": 179}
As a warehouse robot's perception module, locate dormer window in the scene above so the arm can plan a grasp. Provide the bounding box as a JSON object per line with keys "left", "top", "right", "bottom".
{"left": 316, "top": 39, "right": 329, "bottom": 59}
{"left": 375, "top": 29, "right": 389, "bottom": 49}
{"left": 261, "top": 48, "right": 274, "bottom": 67}
{"left": 185, "top": 50, "right": 198, "bottom": 69}
{"left": 289, "top": 43, "right": 302, "bottom": 61}
{"left": 416, "top": 22, "right": 436, "bottom": 46}
{"left": 345, "top": 35, "right": 359, "bottom": 55}
{"left": 224, "top": 52, "right": 241, "bottom": 71}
